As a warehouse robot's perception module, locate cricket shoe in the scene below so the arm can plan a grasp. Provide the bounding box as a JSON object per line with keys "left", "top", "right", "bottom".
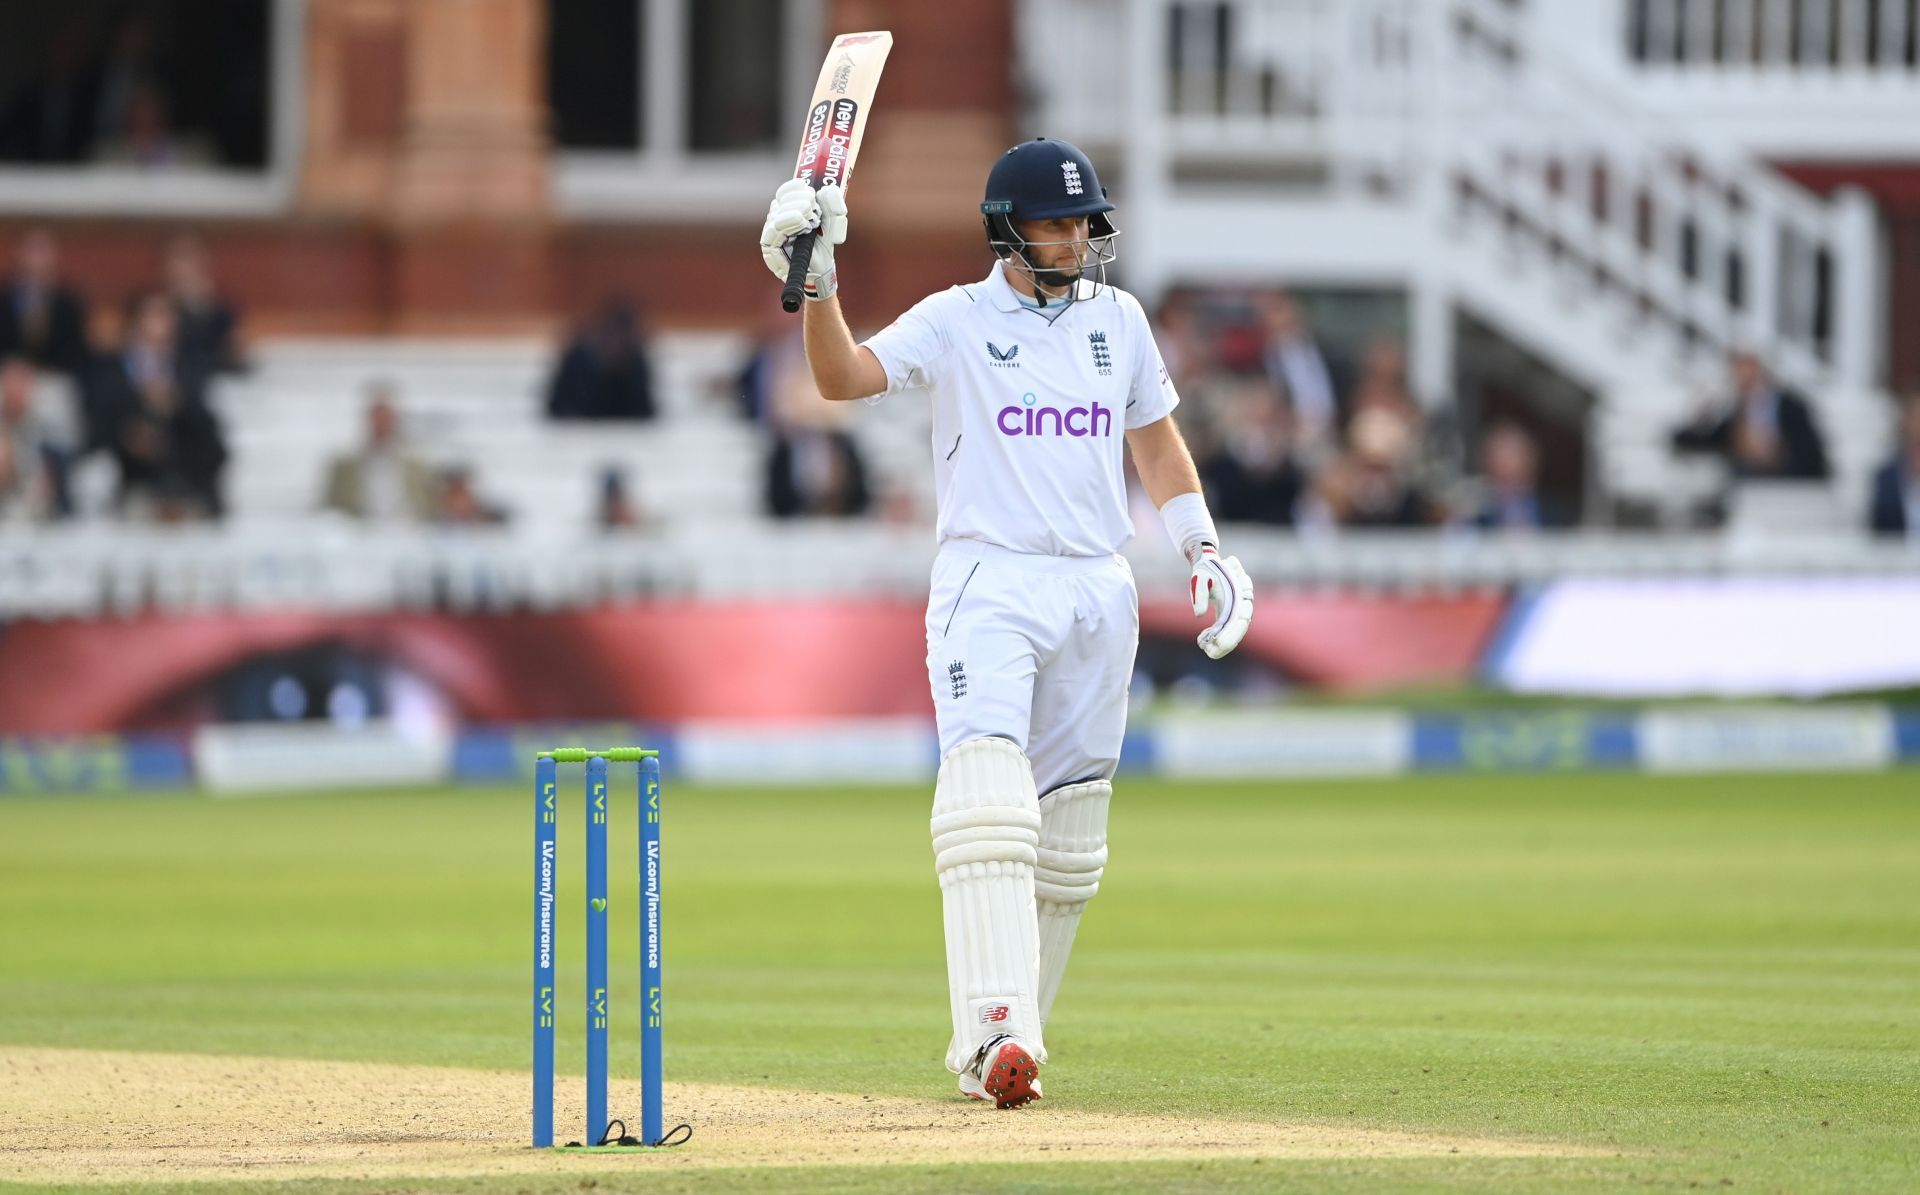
{"left": 958, "top": 1033, "right": 1043, "bottom": 1108}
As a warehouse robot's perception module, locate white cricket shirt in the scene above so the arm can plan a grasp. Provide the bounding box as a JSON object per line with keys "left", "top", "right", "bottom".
{"left": 861, "top": 262, "right": 1179, "bottom": 557}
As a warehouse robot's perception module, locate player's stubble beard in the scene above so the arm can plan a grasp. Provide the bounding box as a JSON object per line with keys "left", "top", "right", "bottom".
{"left": 1027, "top": 247, "right": 1085, "bottom": 295}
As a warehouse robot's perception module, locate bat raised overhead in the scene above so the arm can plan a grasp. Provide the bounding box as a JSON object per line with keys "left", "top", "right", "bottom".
{"left": 780, "top": 30, "right": 893, "bottom": 313}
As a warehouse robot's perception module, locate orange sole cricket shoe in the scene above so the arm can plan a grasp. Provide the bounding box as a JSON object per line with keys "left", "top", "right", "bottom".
{"left": 958, "top": 1037, "right": 1043, "bottom": 1109}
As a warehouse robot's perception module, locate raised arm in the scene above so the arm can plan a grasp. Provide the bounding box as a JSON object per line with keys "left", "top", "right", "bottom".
{"left": 760, "top": 180, "right": 890, "bottom": 402}
{"left": 803, "top": 295, "right": 889, "bottom": 403}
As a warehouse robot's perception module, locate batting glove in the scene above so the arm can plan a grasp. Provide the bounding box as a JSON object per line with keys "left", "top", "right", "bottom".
{"left": 760, "top": 179, "right": 847, "bottom": 301}
{"left": 1189, "top": 545, "right": 1254, "bottom": 660}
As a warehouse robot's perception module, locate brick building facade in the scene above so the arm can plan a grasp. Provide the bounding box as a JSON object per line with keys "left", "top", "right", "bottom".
{"left": 0, "top": 0, "right": 1018, "bottom": 339}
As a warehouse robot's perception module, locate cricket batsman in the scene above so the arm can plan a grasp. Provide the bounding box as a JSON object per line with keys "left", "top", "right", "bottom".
{"left": 759, "top": 138, "right": 1254, "bottom": 1108}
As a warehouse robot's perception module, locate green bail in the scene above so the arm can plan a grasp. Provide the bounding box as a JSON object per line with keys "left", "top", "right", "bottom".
{"left": 537, "top": 748, "right": 660, "bottom": 762}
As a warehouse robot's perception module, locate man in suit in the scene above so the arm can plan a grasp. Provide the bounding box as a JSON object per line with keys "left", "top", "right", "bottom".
{"left": 96, "top": 291, "right": 226, "bottom": 520}
{"left": 1672, "top": 350, "right": 1831, "bottom": 480}
{"left": 545, "top": 297, "right": 657, "bottom": 421}
{"left": 322, "top": 384, "right": 437, "bottom": 522}
{"left": 1466, "top": 421, "right": 1568, "bottom": 532}
{"left": 165, "top": 235, "right": 244, "bottom": 376}
{"left": 1868, "top": 394, "right": 1920, "bottom": 540}
{"left": 0, "top": 228, "right": 91, "bottom": 377}
{"left": 1254, "top": 289, "right": 1345, "bottom": 462}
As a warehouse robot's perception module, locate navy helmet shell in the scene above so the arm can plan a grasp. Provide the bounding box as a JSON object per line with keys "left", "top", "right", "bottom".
{"left": 982, "top": 137, "right": 1116, "bottom": 222}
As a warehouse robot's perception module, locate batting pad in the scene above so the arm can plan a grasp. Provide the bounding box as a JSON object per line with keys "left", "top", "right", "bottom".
{"left": 1034, "top": 778, "right": 1111, "bottom": 1026}
{"left": 931, "top": 737, "right": 1046, "bottom": 1073}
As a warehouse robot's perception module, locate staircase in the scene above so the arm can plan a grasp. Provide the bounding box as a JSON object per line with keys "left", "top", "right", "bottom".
{"left": 1023, "top": 0, "right": 1897, "bottom": 522}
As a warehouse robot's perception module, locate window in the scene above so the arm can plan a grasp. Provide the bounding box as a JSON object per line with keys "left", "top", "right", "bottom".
{"left": 686, "top": 0, "right": 784, "bottom": 152}
{"left": 0, "top": 0, "right": 299, "bottom": 215}
{"left": 548, "top": 0, "right": 640, "bottom": 151}
{"left": 547, "top": 0, "right": 819, "bottom": 220}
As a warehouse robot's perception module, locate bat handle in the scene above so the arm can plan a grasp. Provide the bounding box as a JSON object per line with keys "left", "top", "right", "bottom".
{"left": 780, "top": 229, "right": 819, "bottom": 313}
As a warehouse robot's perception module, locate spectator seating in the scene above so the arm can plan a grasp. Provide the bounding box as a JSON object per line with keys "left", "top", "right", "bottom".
{"left": 201, "top": 335, "right": 935, "bottom": 534}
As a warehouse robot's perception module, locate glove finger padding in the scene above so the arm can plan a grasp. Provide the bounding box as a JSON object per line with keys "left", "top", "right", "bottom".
{"left": 814, "top": 184, "right": 848, "bottom": 246}
{"left": 1194, "top": 555, "right": 1254, "bottom": 660}
{"left": 759, "top": 180, "right": 844, "bottom": 300}
{"left": 764, "top": 178, "right": 821, "bottom": 240}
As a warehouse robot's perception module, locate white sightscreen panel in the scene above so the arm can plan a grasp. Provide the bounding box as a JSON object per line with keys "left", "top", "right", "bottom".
{"left": 1495, "top": 578, "right": 1920, "bottom": 697}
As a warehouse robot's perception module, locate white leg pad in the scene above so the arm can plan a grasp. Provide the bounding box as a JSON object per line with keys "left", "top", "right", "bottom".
{"left": 1035, "top": 778, "right": 1111, "bottom": 1027}
{"left": 932, "top": 737, "right": 1046, "bottom": 1073}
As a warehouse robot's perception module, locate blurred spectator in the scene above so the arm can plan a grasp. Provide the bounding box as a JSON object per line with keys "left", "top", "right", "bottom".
{"left": 597, "top": 465, "right": 645, "bottom": 530}
{"left": 0, "top": 356, "right": 71, "bottom": 522}
{"left": 0, "top": 228, "right": 91, "bottom": 377}
{"left": 86, "top": 287, "right": 206, "bottom": 447}
{"left": 766, "top": 428, "right": 871, "bottom": 519}
{"left": 1350, "top": 336, "right": 1419, "bottom": 421}
{"left": 1200, "top": 380, "right": 1305, "bottom": 526}
{"left": 92, "top": 16, "right": 160, "bottom": 152}
{"left": 432, "top": 465, "right": 509, "bottom": 526}
{"left": 104, "top": 292, "right": 225, "bottom": 520}
{"left": 1301, "top": 406, "right": 1432, "bottom": 531}
{"left": 1253, "top": 290, "right": 1342, "bottom": 455}
{"left": 165, "top": 235, "right": 243, "bottom": 375}
{"left": 99, "top": 80, "right": 182, "bottom": 168}
{"left": 737, "top": 316, "right": 796, "bottom": 425}
{"left": 1154, "top": 293, "right": 1214, "bottom": 396}
{"left": 0, "top": 19, "right": 99, "bottom": 164}
{"left": 737, "top": 314, "right": 843, "bottom": 425}
{"left": 322, "top": 384, "right": 436, "bottom": 523}
{"left": 1672, "top": 350, "right": 1830, "bottom": 480}
{"left": 1868, "top": 394, "right": 1920, "bottom": 540}
{"left": 749, "top": 322, "right": 873, "bottom": 518}
{"left": 547, "top": 298, "right": 656, "bottom": 421}
{"left": 1463, "top": 421, "right": 1555, "bottom": 531}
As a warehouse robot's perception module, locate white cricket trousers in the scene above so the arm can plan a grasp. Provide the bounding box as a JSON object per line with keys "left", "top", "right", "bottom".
{"left": 923, "top": 539, "right": 1139, "bottom": 793}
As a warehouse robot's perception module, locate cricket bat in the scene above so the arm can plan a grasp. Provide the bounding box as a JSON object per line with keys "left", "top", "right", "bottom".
{"left": 781, "top": 30, "right": 893, "bottom": 313}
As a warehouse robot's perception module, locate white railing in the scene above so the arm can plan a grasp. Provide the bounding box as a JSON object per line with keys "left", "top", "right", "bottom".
{"left": 1027, "top": 0, "right": 1884, "bottom": 395}
{"left": 4, "top": 523, "right": 1917, "bottom": 620}
{"left": 1431, "top": 0, "right": 1883, "bottom": 393}
{"left": 1627, "top": 0, "right": 1919, "bottom": 71}
{"left": 1020, "top": 0, "right": 1343, "bottom": 158}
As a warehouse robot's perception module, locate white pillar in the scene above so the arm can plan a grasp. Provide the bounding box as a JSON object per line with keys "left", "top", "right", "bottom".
{"left": 1409, "top": 267, "right": 1454, "bottom": 411}
{"left": 1124, "top": 0, "right": 1172, "bottom": 306}
{"left": 1831, "top": 185, "right": 1884, "bottom": 390}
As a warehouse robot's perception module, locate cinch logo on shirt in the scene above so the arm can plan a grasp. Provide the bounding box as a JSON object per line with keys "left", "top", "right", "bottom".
{"left": 997, "top": 393, "right": 1114, "bottom": 438}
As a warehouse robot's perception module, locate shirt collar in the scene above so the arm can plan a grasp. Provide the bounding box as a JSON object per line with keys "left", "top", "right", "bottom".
{"left": 984, "top": 261, "right": 1026, "bottom": 312}
{"left": 983, "top": 260, "right": 1096, "bottom": 314}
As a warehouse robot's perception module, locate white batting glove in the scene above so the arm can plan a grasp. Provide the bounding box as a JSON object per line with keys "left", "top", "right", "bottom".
{"left": 760, "top": 179, "right": 847, "bottom": 301}
{"left": 1189, "top": 545, "right": 1254, "bottom": 660}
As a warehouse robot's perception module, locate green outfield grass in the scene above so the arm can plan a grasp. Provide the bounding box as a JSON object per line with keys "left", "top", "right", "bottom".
{"left": 3, "top": 771, "right": 1917, "bottom": 1194}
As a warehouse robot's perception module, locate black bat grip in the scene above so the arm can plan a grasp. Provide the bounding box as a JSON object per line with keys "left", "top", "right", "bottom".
{"left": 780, "top": 228, "right": 819, "bottom": 313}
